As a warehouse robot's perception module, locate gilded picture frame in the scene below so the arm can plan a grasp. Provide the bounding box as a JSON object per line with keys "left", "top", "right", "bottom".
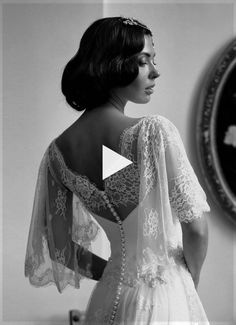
{"left": 197, "top": 38, "right": 236, "bottom": 223}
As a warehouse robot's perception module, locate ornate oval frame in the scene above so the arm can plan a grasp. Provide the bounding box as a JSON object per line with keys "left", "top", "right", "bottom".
{"left": 197, "top": 38, "right": 236, "bottom": 223}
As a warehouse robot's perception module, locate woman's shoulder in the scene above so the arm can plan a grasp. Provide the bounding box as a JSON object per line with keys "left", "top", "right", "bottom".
{"left": 142, "top": 114, "right": 179, "bottom": 135}
{"left": 56, "top": 112, "right": 146, "bottom": 148}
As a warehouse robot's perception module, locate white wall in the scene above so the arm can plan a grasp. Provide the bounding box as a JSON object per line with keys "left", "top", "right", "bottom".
{"left": 1, "top": 1, "right": 236, "bottom": 324}
{"left": 2, "top": 2, "right": 104, "bottom": 324}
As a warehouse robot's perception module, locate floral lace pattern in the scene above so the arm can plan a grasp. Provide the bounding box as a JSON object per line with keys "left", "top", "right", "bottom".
{"left": 105, "top": 162, "right": 140, "bottom": 209}
{"left": 143, "top": 208, "right": 160, "bottom": 239}
{"left": 100, "top": 246, "right": 186, "bottom": 290}
{"left": 140, "top": 115, "right": 210, "bottom": 223}
{"left": 73, "top": 197, "right": 100, "bottom": 245}
{"left": 139, "top": 117, "right": 160, "bottom": 197}
{"left": 55, "top": 189, "right": 67, "bottom": 219}
{"left": 159, "top": 117, "right": 210, "bottom": 223}
{"left": 100, "top": 263, "right": 167, "bottom": 290}
{"left": 136, "top": 294, "right": 157, "bottom": 311}
{"left": 169, "top": 165, "right": 207, "bottom": 223}
{"left": 25, "top": 149, "right": 100, "bottom": 293}
{"left": 48, "top": 143, "right": 107, "bottom": 211}
{"left": 55, "top": 246, "right": 66, "bottom": 265}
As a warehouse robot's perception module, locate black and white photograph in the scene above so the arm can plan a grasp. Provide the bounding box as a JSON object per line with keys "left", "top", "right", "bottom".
{"left": 1, "top": 1, "right": 236, "bottom": 325}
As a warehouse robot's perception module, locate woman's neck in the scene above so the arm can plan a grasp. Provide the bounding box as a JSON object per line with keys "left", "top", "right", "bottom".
{"left": 108, "top": 91, "right": 127, "bottom": 114}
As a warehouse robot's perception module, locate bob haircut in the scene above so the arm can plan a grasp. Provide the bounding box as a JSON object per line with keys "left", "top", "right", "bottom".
{"left": 61, "top": 17, "right": 152, "bottom": 111}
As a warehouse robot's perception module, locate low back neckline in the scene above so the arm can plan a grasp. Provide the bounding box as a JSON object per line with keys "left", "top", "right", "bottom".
{"left": 53, "top": 116, "right": 147, "bottom": 194}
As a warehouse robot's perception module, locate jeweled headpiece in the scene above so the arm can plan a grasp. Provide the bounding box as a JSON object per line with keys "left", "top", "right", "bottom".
{"left": 122, "top": 17, "right": 138, "bottom": 26}
{"left": 120, "top": 16, "right": 151, "bottom": 33}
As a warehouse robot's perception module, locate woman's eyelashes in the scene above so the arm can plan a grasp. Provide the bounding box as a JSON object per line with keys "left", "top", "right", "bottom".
{"left": 138, "top": 58, "right": 157, "bottom": 67}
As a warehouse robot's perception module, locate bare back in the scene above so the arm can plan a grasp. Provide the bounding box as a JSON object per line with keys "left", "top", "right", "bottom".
{"left": 55, "top": 108, "right": 144, "bottom": 221}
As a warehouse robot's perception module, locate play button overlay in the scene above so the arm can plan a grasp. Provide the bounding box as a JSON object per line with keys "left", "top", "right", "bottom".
{"left": 102, "top": 145, "right": 133, "bottom": 180}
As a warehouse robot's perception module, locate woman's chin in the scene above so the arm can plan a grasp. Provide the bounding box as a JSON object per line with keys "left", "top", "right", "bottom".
{"left": 134, "top": 96, "right": 151, "bottom": 104}
{"left": 141, "top": 95, "right": 151, "bottom": 103}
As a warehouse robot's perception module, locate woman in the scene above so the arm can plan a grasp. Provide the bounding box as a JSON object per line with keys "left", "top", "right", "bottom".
{"left": 25, "top": 17, "right": 210, "bottom": 324}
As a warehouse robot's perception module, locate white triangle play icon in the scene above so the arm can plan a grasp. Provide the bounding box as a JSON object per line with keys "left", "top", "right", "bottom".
{"left": 102, "top": 145, "right": 133, "bottom": 180}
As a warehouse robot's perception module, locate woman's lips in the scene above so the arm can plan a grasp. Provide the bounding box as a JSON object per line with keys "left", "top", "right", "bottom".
{"left": 145, "top": 89, "right": 154, "bottom": 95}
{"left": 145, "top": 86, "right": 155, "bottom": 95}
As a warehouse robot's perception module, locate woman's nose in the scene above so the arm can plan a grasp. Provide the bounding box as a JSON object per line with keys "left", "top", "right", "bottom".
{"left": 150, "top": 67, "right": 160, "bottom": 79}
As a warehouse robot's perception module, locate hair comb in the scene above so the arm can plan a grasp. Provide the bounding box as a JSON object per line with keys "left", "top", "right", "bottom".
{"left": 122, "top": 17, "right": 138, "bottom": 26}
{"left": 120, "top": 16, "right": 151, "bottom": 31}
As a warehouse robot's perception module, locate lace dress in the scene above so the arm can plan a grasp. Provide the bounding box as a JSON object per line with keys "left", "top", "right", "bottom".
{"left": 25, "top": 115, "right": 210, "bottom": 324}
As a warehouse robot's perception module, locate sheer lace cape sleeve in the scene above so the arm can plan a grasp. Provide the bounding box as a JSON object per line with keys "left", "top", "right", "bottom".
{"left": 24, "top": 146, "right": 100, "bottom": 293}
{"left": 136, "top": 115, "right": 210, "bottom": 277}
{"left": 161, "top": 116, "right": 210, "bottom": 222}
{"left": 25, "top": 114, "right": 210, "bottom": 292}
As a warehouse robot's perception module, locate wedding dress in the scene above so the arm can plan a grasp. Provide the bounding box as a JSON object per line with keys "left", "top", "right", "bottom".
{"left": 25, "top": 114, "right": 210, "bottom": 324}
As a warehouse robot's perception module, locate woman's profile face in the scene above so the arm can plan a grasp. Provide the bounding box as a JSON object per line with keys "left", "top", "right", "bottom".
{"left": 114, "top": 35, "right": 159, "bottom": 104}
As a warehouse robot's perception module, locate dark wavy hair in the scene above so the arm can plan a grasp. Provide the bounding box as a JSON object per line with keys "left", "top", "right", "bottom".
{"left": 61, "top": 17, "right": 152, "bottom": 111}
